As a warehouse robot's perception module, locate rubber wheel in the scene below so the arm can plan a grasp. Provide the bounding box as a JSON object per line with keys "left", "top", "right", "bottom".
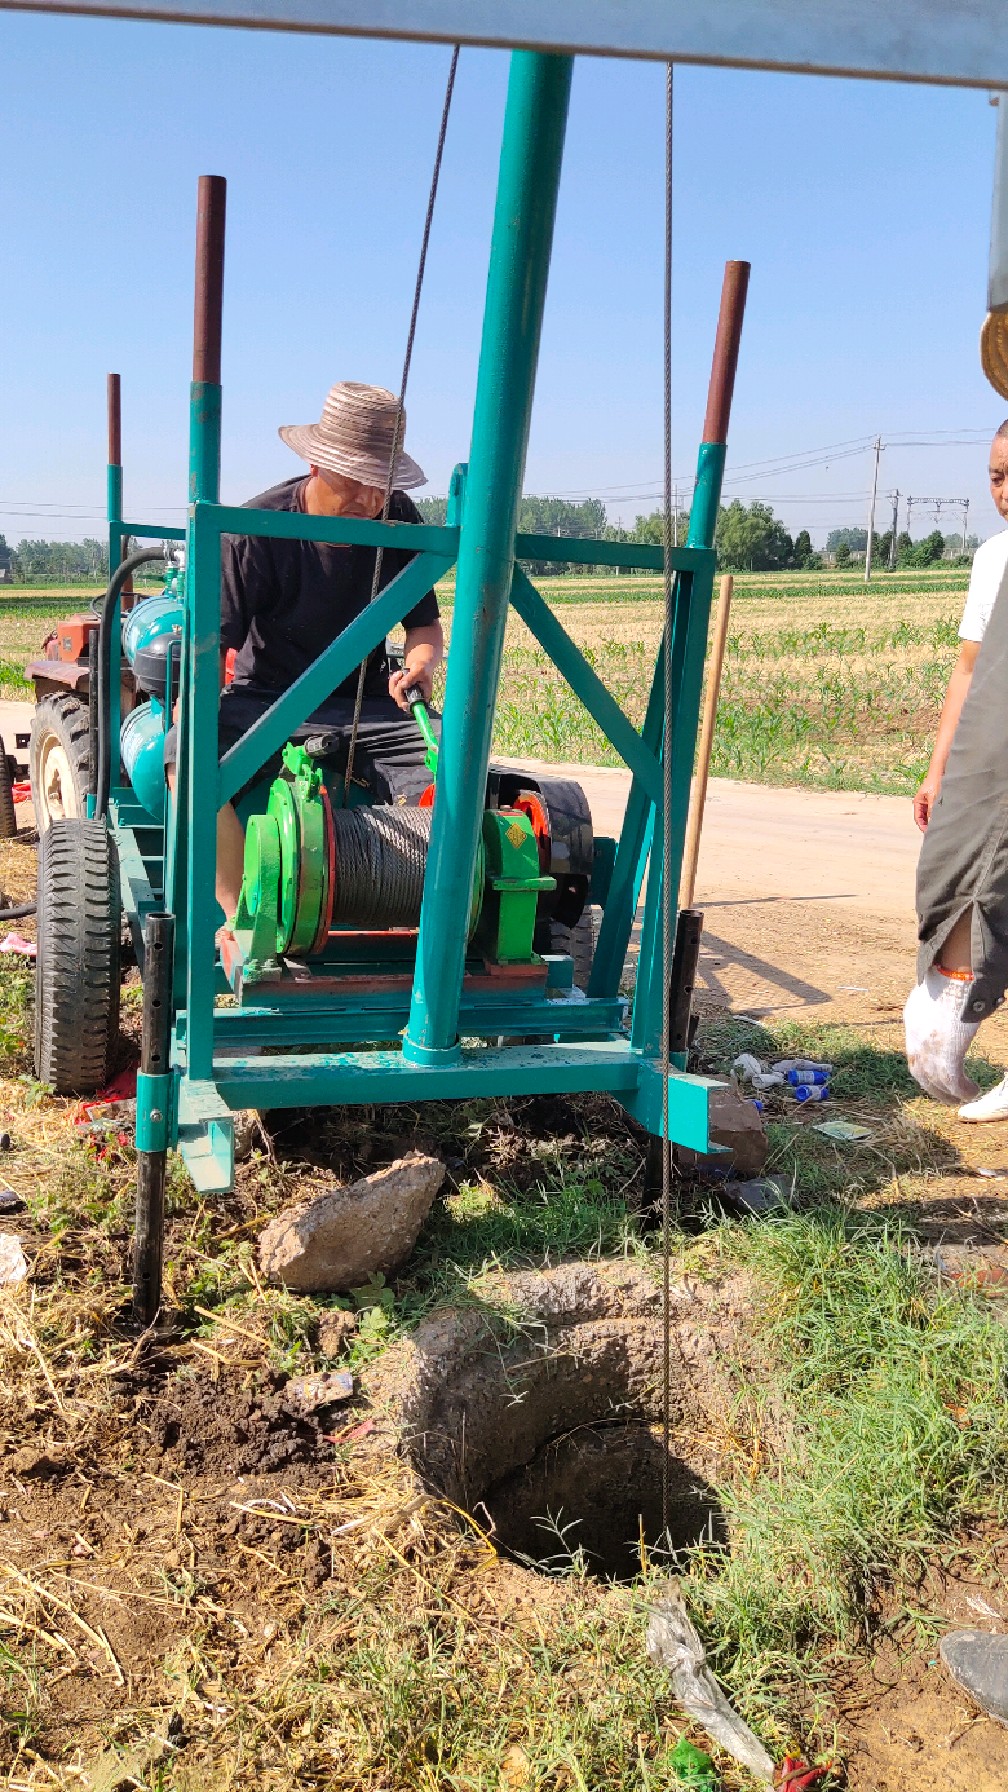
{"left": 0, "top": 736, "right": 16, "bottom": 839}
{"left": 30, "top": 693, "right": 92, "bottom": 832}
{"left": 550, "top": 905, "right": 596, "bottom": 992}
{"left": 34, "top": 820, "right": 121, "bottom": 1093}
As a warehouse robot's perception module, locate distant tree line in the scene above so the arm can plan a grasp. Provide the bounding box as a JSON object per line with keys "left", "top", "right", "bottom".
{"left": 0, "top": 533, "right": 110, "bottom": 582}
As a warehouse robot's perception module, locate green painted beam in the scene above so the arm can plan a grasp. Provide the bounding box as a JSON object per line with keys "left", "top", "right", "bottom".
{"left": 210, "top": 503, "right": 459, "bottom": 557}
{"left": 509, "top": 566, "right": 662, "bottom": 804}
{"left": 218, "top": 550, "right": 453, "bottom": 803}
{"left": 514, "top": 534, "right": 710, "bottom": 574}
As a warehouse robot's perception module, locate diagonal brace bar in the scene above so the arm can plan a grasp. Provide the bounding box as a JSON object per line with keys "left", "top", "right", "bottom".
{"left": 218, "top": 550, "right": 452, "bottom": 803}
{"left": 510, "top": 565, "right": 662, "bottom": 805}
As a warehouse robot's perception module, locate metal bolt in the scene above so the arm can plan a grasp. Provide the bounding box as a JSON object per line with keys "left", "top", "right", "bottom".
{"left": 972, "top": 1000, "right": 986, "bottom": 1014}
{"left": 150, "top": 1108, "right": 163, "bottom": 1125}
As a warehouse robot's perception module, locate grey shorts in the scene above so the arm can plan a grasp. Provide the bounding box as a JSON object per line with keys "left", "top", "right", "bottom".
{"left": 163, "top": 685, "right": 438, "bottom": 807}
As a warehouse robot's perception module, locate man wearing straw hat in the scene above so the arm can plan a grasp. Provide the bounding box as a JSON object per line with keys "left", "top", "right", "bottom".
{"left": 166, "top": 381, "right": 443, "bottom": 924}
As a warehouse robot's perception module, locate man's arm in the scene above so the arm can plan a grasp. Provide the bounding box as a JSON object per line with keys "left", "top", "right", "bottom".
{"left": 389, "top": 620, "right": 444, "bottom": 710}
{"left": 914, "top": 639, "right": 980, "bottom": 832}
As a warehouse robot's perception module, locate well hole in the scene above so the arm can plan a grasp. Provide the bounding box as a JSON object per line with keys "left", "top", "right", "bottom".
{"left": 477, "top": 1420, "right": 727, "bottom": 1583}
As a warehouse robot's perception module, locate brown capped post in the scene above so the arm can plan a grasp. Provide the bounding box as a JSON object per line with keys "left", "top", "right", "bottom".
{"left": 107, "top": 372, "right": 121, "bottom": 466}
{"left": 702, "top": 259, "right": 750, "bottom": 445}
{"left": 193, "top": 174, "right": 227, "bottom": 386}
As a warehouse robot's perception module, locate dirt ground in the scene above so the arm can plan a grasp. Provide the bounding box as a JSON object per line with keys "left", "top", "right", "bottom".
{"left": 4, "top": 761, "right": 1008, "bottom": 1787}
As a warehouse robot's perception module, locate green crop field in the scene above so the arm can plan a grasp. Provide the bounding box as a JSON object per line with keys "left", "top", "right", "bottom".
{"left": 2, "top": 565, "right": 968, "bottom": 795}
{"left": 442, "top": 564, "right": 969, "bottom": 796}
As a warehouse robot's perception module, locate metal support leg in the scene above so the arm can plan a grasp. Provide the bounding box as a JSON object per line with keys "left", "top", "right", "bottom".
{"left": 403, "top": 50, "right": 574, "bottom": 1064}
{"left": 133, "top": 912, "right": 175, "bottom": 1326}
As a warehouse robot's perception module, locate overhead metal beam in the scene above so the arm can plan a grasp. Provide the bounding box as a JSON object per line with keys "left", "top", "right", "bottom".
{"left": 1, "top": 0, "right": 1007, "bottom": 88}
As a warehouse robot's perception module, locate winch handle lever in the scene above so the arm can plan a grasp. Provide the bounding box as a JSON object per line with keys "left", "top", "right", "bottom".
{"left": 404, "top": 683, "right": 439, "bottom": 775}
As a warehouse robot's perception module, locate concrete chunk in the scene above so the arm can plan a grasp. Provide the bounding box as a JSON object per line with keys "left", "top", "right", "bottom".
{"left": 258, "top": 1152, "right": 446, "bottom": 1293}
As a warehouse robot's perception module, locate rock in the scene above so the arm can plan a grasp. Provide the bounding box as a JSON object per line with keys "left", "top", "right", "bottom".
{"left": 940, "top": 1629, "right": 1008, "bottom": 1725}
{"left": 258, "top": 1152, "right": 446, "bottom": 1293}
{"left": 675, "top": 1086, "right": 768, "bottom": 1180}
{"left": 318, "top": 1308, "right": 358, "bottom": 1358}
{"left": 282, "top": 1370, "right": 354, "bottom": 1416}
{"left": 721, "top": 1173, "right": 793, "bottom": 1216}
{"left": 0, "top": 1233, "right": 27, "bottom": 1286}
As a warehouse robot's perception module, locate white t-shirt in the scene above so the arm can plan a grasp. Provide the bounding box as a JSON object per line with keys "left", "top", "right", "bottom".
{"left": 959, "top": 528, "right": 1008, "bottom": 641}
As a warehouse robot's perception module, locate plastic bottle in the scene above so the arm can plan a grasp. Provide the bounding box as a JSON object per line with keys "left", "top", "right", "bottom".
{"left": 786, "top": 1067, "right": 830, "bottom": 1086}
{"left": 794, "top": 1084, "right": 829, "bottom": 1103}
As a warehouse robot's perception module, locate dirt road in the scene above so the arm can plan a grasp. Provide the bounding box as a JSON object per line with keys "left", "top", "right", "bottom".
{"left": 522, "top": 760, "right": 924, "bottom": 1023}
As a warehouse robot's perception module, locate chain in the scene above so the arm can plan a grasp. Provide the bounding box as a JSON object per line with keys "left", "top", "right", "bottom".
{"left": 661, "top": 59, "right": 675, "bottom": 1543}
{"left": 343, "top": 43, "right": 460, "bottom": 801}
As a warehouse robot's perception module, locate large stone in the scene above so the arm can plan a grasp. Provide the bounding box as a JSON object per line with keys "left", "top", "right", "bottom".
{"left": 258, "top": 1152, "right": 446, "bottom": 1293}
{"left": 674, "top": 1085, "right": 768, "bottom": 1180}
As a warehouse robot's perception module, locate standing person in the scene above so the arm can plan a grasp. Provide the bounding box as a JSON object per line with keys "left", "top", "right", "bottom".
{"left": 165, "top": 381, "right": 443, "bottom": 925}
{"left": 904, "top": 421, "right": 1008, "bottom": 1115}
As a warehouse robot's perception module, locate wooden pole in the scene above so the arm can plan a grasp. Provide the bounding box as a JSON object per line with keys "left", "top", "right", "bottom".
{"left": 679, "top": 572, "right": 733, "bottom": 909}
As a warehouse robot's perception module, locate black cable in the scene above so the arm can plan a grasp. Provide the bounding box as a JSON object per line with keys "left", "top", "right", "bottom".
{"left": 0, "top": 902, "right": 36, "bottom": 921}
{"left": 94, "top": 546, "right": 166, "bottom": 820}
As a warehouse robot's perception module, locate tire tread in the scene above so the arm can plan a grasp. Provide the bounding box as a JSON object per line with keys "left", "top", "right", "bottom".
{"left": 34, "top": 820, "right": 121, "bottom": 1093}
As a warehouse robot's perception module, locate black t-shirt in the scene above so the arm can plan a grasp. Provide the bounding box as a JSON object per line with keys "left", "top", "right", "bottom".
{"left": 220, "top": 478, "right": 439, "bottom": 701}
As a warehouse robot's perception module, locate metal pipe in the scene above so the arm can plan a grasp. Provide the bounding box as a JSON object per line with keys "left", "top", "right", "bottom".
{"left": 700, "top": 260, "right": 750, "bottom": 446}
{"left": 403, "top": 49, "right": 573, "bottom": 1064}
{"left": 176, "top": 175, "right": 226, "bottom": 1077}
{"left": 106, "top": 372, "right": 124, "bottom": 766}
{"left": 107, "top": 372, "right": 121, "bottom": 466}
{"left": 133, "top": 911, "right": 174, "bottom": 1327}
{"left": 193, "top": 175, "right": 226, "bottom": 387}
{"left": 189, "top": 175, "right": 226, "bottom": 504}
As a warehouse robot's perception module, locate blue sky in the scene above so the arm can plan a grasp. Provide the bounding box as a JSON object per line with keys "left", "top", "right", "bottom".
{"left": 0, "top": 13, "right": 1003, "bottom": 546}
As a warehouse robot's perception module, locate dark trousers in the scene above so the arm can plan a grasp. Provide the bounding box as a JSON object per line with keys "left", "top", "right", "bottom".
{"left": 164, "top": 685, "right": 438, "bottom": 805}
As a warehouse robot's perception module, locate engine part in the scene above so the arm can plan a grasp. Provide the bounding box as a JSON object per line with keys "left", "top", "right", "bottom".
{"left": 120, "top": 699, "right": 168, "bottom": 820}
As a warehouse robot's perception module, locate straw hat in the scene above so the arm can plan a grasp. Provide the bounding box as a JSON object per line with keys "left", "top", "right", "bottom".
{"left": 278, "top": 382, "right": 426, "bottom": 490}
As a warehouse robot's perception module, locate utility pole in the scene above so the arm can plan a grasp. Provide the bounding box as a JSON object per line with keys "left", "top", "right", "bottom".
{"left": 865, "top": 435, "right": 881, "bottom": 582}
{"left": 962, "top": 497, "right": 970, "bottom": 555}
{"left": 888, "top": 490, "right": 900, "bottom": 569}
{"left": 906, "top": 495, "right": 914, "bottom": 542}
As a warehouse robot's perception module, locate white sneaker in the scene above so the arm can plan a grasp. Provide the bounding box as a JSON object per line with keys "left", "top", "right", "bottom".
{"left": 959, "top": 1074, "right": 1008, "bottom": 1122}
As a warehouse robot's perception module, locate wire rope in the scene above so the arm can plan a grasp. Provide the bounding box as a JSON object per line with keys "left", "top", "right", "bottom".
{"left": 343, "top": 44, "right": 460, "bottom": 801}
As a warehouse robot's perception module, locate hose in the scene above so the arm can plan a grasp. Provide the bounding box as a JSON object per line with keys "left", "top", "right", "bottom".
{"left": 0, "top": 902, "right": 36, "bottom": 921}
{"left": 94, "top": 546, "right": 167, "bottom": 821}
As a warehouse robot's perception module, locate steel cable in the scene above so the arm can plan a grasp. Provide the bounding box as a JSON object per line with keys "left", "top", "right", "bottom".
{"left": 329, "top": 805, "right": 432, "bottom": 929}
{"left": 343, "top": 44, "right": 460, "bottom": 801}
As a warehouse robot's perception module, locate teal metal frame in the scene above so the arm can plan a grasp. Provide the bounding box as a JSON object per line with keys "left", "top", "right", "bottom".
{"left": 107, "top": 48, "right": 740, "bottom": 1196}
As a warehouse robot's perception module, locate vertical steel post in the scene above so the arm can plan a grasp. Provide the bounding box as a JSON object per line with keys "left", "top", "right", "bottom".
{"left": 133, "top": 911, "right": 174, "bottom": 1326}
{"left": 403, "top": 51, "right": 573, "bottom": 1064}
{"left": 105, "top": 372, "right": 123, "bottom": 810}
{"left": 182, "top": 175, "right": 226, "bottom": 1081}
{"left": 632, "top": 262, "right": 748, "bottom": 1065}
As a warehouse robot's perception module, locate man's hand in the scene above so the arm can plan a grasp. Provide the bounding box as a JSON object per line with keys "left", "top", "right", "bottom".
{"left": 389, "top": 620, "right": 443, "bottom": 713}
{"left": 389, "top": 661, "right": 434, "bottom": 711}
{"left": 914, "top": 773, "right": 941, "bottom": 833}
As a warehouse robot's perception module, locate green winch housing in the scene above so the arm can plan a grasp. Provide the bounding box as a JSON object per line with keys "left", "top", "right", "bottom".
{"left": 233, "top": 742, "right": 555, "bottom": 976}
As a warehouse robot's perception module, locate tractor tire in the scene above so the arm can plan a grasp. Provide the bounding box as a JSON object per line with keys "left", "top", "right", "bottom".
{"left": 30, "top": 693, "right": 92, "bottom": 833}
{"left": 34, "top": 820, "right": 121, "bottom": 1094}
{"left": 550, "top": 905, "right": 597, "bottom": 992}
{"left": 0, "top": 737, "right": 16, "bottom": 839}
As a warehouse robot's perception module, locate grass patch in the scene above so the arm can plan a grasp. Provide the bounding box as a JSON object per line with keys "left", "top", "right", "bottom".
{"left": 688, "top": 1207, "right": 1008, "bottom": 1734}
